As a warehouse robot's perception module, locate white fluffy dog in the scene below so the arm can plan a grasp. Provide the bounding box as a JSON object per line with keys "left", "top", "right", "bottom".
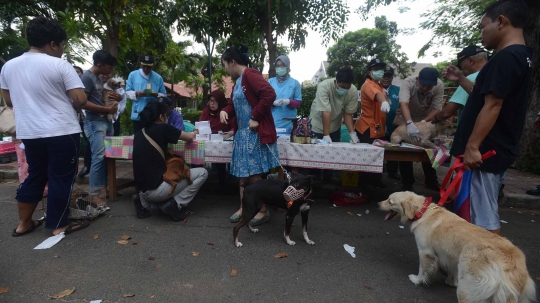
{"left": 379, "top": 191, "right": 537, "bottom": 303}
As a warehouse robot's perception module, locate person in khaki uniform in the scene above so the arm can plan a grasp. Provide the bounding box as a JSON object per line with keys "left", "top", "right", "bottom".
{"left": 393, "top": 68, "right": 444, "bottom": 191}
{"left": 309, "top": 67, "right": 359, "bottom": 143}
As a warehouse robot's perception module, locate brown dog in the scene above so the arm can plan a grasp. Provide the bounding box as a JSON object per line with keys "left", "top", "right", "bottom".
{"left": 390, "top": 120, "right": 454, "bottom": 149}
{"left": 379, "top": 191, "right": 537, "bottom": 303}
{"left": 163, "top": 153, "right": 192, "bottom": 194}
{"left": 102, "top": 77, "right": 123, "bottom": 121}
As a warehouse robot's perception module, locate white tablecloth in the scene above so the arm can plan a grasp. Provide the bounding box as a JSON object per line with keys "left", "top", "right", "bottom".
{"left": 204, "top": 141, "right": 384, "bottom": 173}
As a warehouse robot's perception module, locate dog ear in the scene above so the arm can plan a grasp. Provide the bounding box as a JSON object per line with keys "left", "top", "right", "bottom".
{"left": 400, "top": 197, "right": 417, "bottom": 220}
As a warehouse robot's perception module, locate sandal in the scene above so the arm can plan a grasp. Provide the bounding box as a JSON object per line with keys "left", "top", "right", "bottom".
{"left": 12, "top": 220, "right": 43, "bottom": 237}
{"left": 250, "top": 209, "right": 270, "bottom": 226}
{"left": 63, "top": 220, "right": 90, "bottom": 235}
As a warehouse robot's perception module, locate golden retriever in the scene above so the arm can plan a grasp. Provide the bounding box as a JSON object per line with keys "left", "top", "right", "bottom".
{"left": 379, "top": 191, "right": 537, "bottom": 303}
{"left": 391, "top": 120, "right": 455, "bottom": 149}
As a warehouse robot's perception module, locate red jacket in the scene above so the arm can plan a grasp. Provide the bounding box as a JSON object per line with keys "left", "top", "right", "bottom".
{"left": 222, "top": 68, "right": 277, "bottom": 144}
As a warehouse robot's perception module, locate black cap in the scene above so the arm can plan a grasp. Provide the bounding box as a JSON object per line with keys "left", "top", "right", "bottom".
{"left": 457, "top": 45, "right": 486, "bottom": 66}
{"left": 383, "top": 66, "right": 394, "bottom": 76}
{"left": 140, "top": 54, "right": 155, "bottom": 66}
{"left": 418, "top": 68, "right": 438, "bottom": 86}
{"left": 158, "top": 96, "right": 172, "bottom": 106}
{"left": 367, "top": 58, "right": 386, "bottom": 70}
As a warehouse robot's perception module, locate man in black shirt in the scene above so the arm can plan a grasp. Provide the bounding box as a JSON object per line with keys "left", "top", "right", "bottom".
{"left": 449, "top": 0, "right": 533, "bottom": 235}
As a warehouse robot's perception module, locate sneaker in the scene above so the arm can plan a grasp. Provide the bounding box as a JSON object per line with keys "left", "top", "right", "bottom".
{"left": 526, "top": 185, "right": 540, "bottom": 196}
{"left": 160, "top": 199, "right": 185, "bottom": 222}
{"left": 78, "top": 166, "right": 89, "bottom": 177}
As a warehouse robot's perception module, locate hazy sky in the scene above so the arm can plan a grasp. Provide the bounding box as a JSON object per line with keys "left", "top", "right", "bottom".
{"left": 176, "top": 0, "right": 457, "bottom": 83}
{"left": 80, "top": 0, "right": 460, "bottom": 82}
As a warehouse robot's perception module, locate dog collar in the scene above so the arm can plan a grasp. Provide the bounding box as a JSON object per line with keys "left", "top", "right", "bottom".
{"left": 410, "top": 197, "right": 433, "bottom": 221}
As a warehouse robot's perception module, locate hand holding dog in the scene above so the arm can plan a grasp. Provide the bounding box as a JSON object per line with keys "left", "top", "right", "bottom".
{"left": 220, "top": 111, "right": 228, "bottom": 124}
{"left": 107, "top": 91, "right": 122, "bottom": 102}
{"left": 406, "top": 123, "right": 421, "bottom": 142}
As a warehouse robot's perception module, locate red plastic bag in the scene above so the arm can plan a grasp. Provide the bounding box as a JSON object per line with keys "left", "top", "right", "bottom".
{"left": 331, "top": 190, "right": 367, "bottom": 207}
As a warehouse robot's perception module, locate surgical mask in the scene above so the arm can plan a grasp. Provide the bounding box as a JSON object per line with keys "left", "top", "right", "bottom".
{"left": 276, "top": 67, "right": 288, "bottom": 77}
{"left": 336, "top": 87, "right": 349, "bottom": 96}
{"left": 372, "top": 70, "right": 384, "bottom": 80}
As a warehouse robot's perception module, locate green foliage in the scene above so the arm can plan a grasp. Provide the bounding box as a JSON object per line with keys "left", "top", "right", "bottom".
{"left": 120, "top": 100, "right": 134, "bottom": 136}
{"left": 181, "top": 108, "right": 203, "bottom": 124}
{"left": 431, "top": 61, "right": 454, "bottom": 87}
{"left": 326, "top": 16, "right": 412, "bottom": 86}
{"left": 298, "top": 86, "right": 317, "bottom": 118}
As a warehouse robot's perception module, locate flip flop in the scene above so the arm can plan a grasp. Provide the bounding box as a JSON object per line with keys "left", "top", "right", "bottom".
{"left": 12, "top": 220, "right": 43, "bottom": 237}
{"left": 64, "top": 220, "right": 90, "bottom": 235}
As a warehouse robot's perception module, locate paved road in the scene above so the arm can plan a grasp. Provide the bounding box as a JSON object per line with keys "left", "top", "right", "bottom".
{"left": 0, "top": 181, "right": 538, "bottom": 302}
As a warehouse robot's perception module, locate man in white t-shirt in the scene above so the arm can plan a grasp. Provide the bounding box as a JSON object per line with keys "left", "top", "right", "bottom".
{"left": 0, "top": 17, "right": 90, "bottom": 237}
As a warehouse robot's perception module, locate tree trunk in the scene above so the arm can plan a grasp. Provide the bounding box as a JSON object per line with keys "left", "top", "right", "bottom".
{"left": 515, "top": 2, "right": 540, "bottom": 174}
{"left": 265, "top": 0, "right": 276, "bottom": 78}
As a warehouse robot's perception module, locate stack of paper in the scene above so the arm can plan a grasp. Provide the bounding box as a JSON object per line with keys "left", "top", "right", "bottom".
{"left": 195, "top": 121, "right": 211, "bottom": 141}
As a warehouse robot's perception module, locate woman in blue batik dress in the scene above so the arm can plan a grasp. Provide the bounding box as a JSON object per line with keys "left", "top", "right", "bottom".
{"left": 220, "top": 45, "right": 279, "bottom": 226}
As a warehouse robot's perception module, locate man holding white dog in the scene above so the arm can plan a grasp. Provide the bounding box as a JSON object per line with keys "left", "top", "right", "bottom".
{"left": 393, "top": 68, "right": 444, "bottom": 191}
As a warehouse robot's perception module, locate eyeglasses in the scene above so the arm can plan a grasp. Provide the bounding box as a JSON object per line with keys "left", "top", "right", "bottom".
{"left": 208, "top": 99, "right": 218, "bottom": 103}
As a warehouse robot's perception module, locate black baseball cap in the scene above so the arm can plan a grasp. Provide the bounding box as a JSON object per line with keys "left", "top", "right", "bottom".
{"left": 457, "top": 45, "right": 486, "bottom": 66}
{"left": 418, "top": 68, "right": 438, "bottom": 86}
{"left": 367, "top": 58, "right": 386, "bottom": 71}
{"left": 140, "top": 54, "right": 155, "bottom": 66}
{"left": 383, "top": 66, "right": 394, "bottom": 76}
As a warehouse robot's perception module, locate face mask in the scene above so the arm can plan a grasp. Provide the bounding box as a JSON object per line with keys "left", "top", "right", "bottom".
{"left": 372, "top": 70, "right": 384, "bottom": 80}
{"left": 276, "top": 67, "right": 288, "bottom": 77}
{"left": 336, "top": 87, "right": 349, "bottom": 96}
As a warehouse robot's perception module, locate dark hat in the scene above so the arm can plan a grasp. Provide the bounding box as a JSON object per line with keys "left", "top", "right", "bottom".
{"left": 457, "top": 45, "right": 487, "bottom": 66}
{"left": 140, "top": 54, "right": 155, "bottom": 66}
{"left": 367, "top": 58, "right": 386, "bottom": 70}
{"left": 158, "top": 96, "right": 172, "bottom": 106}
{"left": 418, "top": 68, "right": 438, "bottom": 86}
{"left": 383, "top": 66, "right": 394, "bottom": 76}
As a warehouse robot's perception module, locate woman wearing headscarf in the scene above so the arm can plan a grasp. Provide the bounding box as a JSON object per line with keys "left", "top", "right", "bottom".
{"left": 199, "top": 89, "right": 236, "bottom": 186}
{"left": 220, "top": 45, "right": 279, "bottom": 226}
{"left": 268, "top": 55, "right": 302, "bottom": 129}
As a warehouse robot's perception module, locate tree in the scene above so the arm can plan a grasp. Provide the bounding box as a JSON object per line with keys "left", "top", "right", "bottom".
{"left": 168, "top": 0, "right": 349, "bottom": 78}
{"left": 326, "top": 16, "right": 412, "bottom": 87}
{"left": 358, "top": 0, "right": 540, "bottom": 174}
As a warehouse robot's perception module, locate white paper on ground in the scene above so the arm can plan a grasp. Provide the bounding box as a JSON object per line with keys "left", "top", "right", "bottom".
{"left": 500, "top": 220, "right": 508, "bottom": 224}
{"left": 343, "top": 244, "right": 356, "bottom": 258}
{"left": 195, "top": 121, "right": 211, "bottom": 135}
{"left": 90, "top": 301, "right": 102, "bottom": 303}
{"left": 34, "top": 232, "right": 65, "bottom": 249}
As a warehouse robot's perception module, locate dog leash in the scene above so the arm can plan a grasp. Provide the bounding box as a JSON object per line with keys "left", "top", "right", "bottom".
{"left": 246, "top": 127, "right": 291, "bottom": 183}
{"left": 437, "top": 150, "right": 496, "bottom": 206}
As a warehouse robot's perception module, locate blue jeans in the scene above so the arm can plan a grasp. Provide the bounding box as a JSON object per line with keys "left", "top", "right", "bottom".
{"left": 16, "top": 134, "right": 80, "bottom": 229}
{"left": 84, "top": 119, "right": 113, "bottom": 195}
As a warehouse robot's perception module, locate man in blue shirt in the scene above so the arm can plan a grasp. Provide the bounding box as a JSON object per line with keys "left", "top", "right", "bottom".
{"left": 159, "top": 96, "right": 184, "bottom": 131}
{"left": 268, "top": 55, "right": 302, "bottom": 129}
{"left": 380, "top": 66, "right": 401, "bottom": 180}
{"left": 126, "top": 54, "right": 167, "bottom": 134}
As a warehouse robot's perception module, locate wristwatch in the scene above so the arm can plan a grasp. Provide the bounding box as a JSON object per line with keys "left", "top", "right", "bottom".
{"left": 406, "top": 119, "right": 413, "bottom": 125}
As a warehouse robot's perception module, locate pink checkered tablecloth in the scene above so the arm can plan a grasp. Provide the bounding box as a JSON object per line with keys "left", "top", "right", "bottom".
{"left": 104, "top": 136, "right": 205, "bottom": 165}
{"left": 204, "top": 141, "right": 384, "bottom": 173}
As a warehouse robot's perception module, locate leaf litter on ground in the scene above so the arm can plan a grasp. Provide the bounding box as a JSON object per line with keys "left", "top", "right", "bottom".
{"left": 274, "top": 252, "right": 289, "bottom": 258}
{"left": 230, "top": 268, "right": 238, "bottom": 277}
{"left": 51, "top": 287, "right": 75, "bottom": 299}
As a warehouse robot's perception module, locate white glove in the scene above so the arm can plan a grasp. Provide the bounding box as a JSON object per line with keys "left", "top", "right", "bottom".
{"left": 273, "top": 99, "right": 284, "bottom": 106}
{"left": 380, "top": 101, "right": 390, "bottom": 113}
{"left": 322, "top": 135, "right": 332, "bottom": 143}
{"left": 350, "top": 132, "right": 359, "bottom": 144}
{"left": 421, "top": 120, "right": 426, "bottom": 123}
{"left": 407, "top": 123, "right": 421, "bottom": 142}
{"left": 281, "top": 99, "right": 290, "bottom": 105}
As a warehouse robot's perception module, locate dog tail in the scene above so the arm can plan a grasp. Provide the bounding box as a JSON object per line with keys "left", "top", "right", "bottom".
{"left": 486, "top": 263, "right": 537, "bottom": 303}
